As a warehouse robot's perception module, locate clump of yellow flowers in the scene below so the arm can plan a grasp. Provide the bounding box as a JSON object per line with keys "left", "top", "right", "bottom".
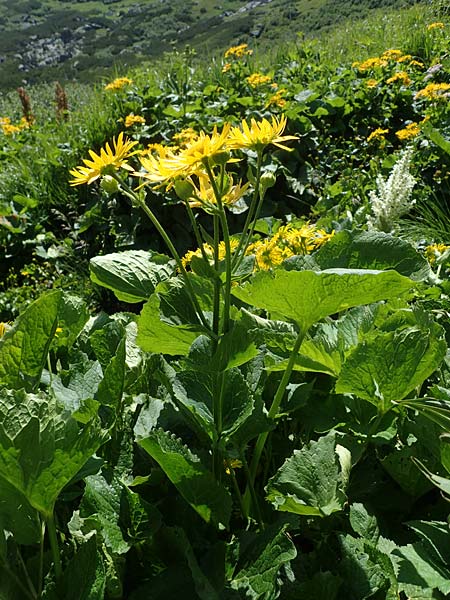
{"left": 69, "top": 115, "right": 309, "bottom": 336}
{"left": 104, "top": 77, "right": 133, "bottom": 92}
{"left": 0, "top": 116, "right": 31, "bottom": 136}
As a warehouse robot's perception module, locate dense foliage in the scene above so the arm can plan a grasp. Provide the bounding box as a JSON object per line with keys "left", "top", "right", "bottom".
{"left": 1, "top": 3, "right": 450, "bottom": 599}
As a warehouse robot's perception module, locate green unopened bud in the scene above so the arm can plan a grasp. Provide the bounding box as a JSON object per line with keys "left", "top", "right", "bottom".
{"left": 100, "top": 175, "right": 120, "bottom": 194}
{"left": 210, "top": 151, "right": 231, "bottom": 167}
{"left": 259, "top": 171, "right": 277, "bottom": 195}
{"left": 174, "top": 179, "right": 195, "bottom": 201}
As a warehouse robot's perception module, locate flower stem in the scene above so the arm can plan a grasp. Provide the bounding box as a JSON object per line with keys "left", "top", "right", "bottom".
{"left": 232, "top": 151, "right": 263, "bottom": 270}
{"left": 245, "top": 328, "right": 306, "bottom": 509}
{"left": 116, "top": 177, "right": 212, "bottom": 335}
{"left": 46, "top": 513, "right": 62, "bottom": 580}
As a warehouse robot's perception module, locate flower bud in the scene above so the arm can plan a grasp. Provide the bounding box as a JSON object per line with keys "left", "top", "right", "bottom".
{"left": 259, "top": 171, "right": 277, "bottom": 195}
{"left": 210, "top": 151, "right": 231, "bottom": 167}
{"left": 100, "top": 175, "right": 120, "bottom": 194}
{"left": 174, "top": 179, "right": 195, "bottom": 201}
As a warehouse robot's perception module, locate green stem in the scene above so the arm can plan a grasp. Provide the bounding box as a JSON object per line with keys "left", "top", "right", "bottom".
{"left": 204, "top": 161, "right": 232, "bottom": 334}
{"left": 247, "top": 328, "right": 307, "bottom": 493}
{"left": 212, "top": 214, "right": 221, "bottom": 341}
{"left": 116, "top": 177, "right": 212, "bottom": 335}
{"left": 46, "top": 513, "right": 62, "bottom": 580}
{"left": 242, "top": 453, "right": 264, "bottom": 528}
{"left": 38, "top": 517, "right": 46, "bottom": 598}
{"left": 231, "top": 151, "right": 263, "bottom": 270}
{"left": 229, "top": 466, "right": 248, "bottom": 521}
{"left": 184, "top": 199, "right": 209, "bottom": 262}
{"left": 0, "top": 555, "right": 35, "bottom": 600}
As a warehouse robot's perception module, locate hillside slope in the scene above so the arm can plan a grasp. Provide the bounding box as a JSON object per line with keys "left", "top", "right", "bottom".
{"left": 0, "top": 0, "right": 423, "bottom": 89}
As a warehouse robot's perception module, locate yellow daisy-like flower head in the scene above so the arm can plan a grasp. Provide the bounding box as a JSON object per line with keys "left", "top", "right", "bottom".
{"left": 246, "top": 73, "right": 272, "bottom": 87}
{"left": 228, "top": 115, "right": 298, "bottom": 152}
{"left": 395, "top": 122, "right": 421, "bottom": 141}
{"left": 69, "top": 132, "right": 139, "bottom": 186}
{"left": 367, "top": 127, "right": 389, "bottom": 142}
{"left": 105, "top": 77, "right": 133, "bottom": 91}
{"left": 425, "top": 243, "right": 450, "bottom": 264}
{"left": 224, "top": 43, "right": 252, "bottom": 59}
{"left": 187, "top": 173, "right": 250, "bottom": 211}
{"left": 365, "top": 79, "right": 379, "bottom": 89}
{"left": 415, "top": 82, "right": 450, "bottom": 100}
{"left": 427, "top": 22, "right": 445, "bottom": 31}
{"left": 124, "top": 114, "right": 146, "bottom": 127}
{"left": 386, "top": 71, "right": 411, "bottom": 86}
{"left": 141, "top": 124, "right": 232, "bottom": 184}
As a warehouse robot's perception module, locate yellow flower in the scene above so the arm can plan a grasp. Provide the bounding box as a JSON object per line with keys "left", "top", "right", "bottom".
{"left": 425, "top": 243, "right": 450, "bottom": 264}
{"left": 265, "top": 89, "right": 287, "bottom": 108}
{"left": 246, "top": 238, "right": 291, "bottom": 270}
{"left": 187, "top": 173, "right": 250, "bottom": 211}
{"left": 386, "top": 71, "right": 411, "bottom": 85}
{"left": 397, "top": 54, "right": 413, "bottom": 63}
{"left": 427, "top": 22, "right": 445, "bottom": 31}
{"left": 69, "top": 132, "right": 139, "bottom": 186}
{"left": 0, "top": 322, "right": 10, "bottom": 337}
{"left": 228, "top": 115, "right": 298, "bottom": 152}
{"left": 274, "top": 223, "right": 334, "bottom": 255}
{"left": 172, "top": 127, "right": 199, "bottom": 147}
{"left": 124, "top": 114, "right": 146, "bottom": 127}
{"left": 415, "top": 82, "right": 450, "bottom": 100}
{"left": 395, "top": 122, "right": 421, "bottom": 141}
{"left": 222, "top": 62, "right": 232, "bottom": 73}
{"left": 224, "top": 43, "right": 252, "bottom": 59}
{"left": 104, "top": 77, "right": 133, "bottom": 91}
{"left": 408, "top": 59, "right": 424, "bottom": 68}
{"left": 356, "top": 57, "right": 388, "bottom": 71}
{"left": 367, "top": 128, "right": 389, "bottom": 142}
{"left": 224, "top": 458, "right": 243, "bottom": 475}
{"left": 139, "top": 124, "right": 232, "bottom": 184}
{"left": 365, "top": 79, "right": 379, "bottom": 88}
{"left": 246, "top": 72, "right": 272, "bottom": 87}
{"left": 181, "top": 239, "right": 239, "bottom": 269}
{"left": 381, "top": 49, "right": 404, "bottom": 61}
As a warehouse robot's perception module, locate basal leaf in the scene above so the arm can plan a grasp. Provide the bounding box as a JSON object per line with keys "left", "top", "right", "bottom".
{"left": 311, "top": 230, "right": 430, "bottom": 281}
{"left": 0, "top": 476, "right": 41, "bottom": 544}
{"left": 138, "top": 429, "right": 231, "bottom": 528}
{"left": 232, "top": 269, "right": 413, "bottom": 330}
{"left": 0, "top": 290, "right": 61, "bottom": 391}
{"left": 96, "top": 337, "right": 126, "bottom": 409}
{"left": 336, "top": 322, "right": 446, "bottom": 411}
{"left": 80, "top": 473, "right": 130, "bottom": 555}
{"left": 0, "top": 388, "right": 106, "bottom": 519}
{"left": 137, "top": 293, "right": 201, "bottom": 356}
{"left": 266, "top": 432, "right": 350, "bottom": 517}
{"left": 230, "top": 523, "right": 296, "bottom": 599}
{"left": 393, "top": 541, "right": 450, "bottom": 595}
{"left": 90, "top": 250, "right": 175, "bottom": 303}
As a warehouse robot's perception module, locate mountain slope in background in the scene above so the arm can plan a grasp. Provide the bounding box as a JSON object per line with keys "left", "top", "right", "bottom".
{"left": 0, "top": 0, "right": 423, "bottom": 89}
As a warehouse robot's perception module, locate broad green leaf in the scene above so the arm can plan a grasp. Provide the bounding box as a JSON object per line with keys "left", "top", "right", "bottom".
{"left": 0, "top": 477, "right": 41, "bottom": 544}
{"left": 230, "top": 524, "right": 296, "bottom": 599}
{"left": 51, "top": 355, "right": 103, "bottom": 415}
{"left": 137, "top": 293, "right": 201, "bottom": 355}
{"left": 407, "top": 521, "right": 450, "bottom": 566}
{"left": 45, "top": 537, "right": 106, "bottom": 600}
{"left": 138, "top": 428, "right": 231, "bottom": 528}
{"left": 90, "top": 250, "right": 175, "bottom": 303}
{"left": 349, "top": 503, "right": 380, "bottom": 545}
{"left": 0, "top": 290, "right": 61, "bottom": 391}
{"left": 232, "top": 269, "right": 413, "bottom": 330}
{"left": 80, "top": 473, "right": 130, "bottom": 555}
{"left": 412, "top": 458, "right": 450, "bottom": 499}
{"left": 402, "top": 397, "right": 450, "bottom": 431}
{"left": 122, "top": 487, "right": 162, "bottom": 545}
{"left": 0, "top": 388, "right": 106, "bottom": 519}
{"left": 96, "top": 337, "right": 126, "bottom": 409}
{"left": 211, "top": 321, "right": 259, "bottom": 372}
{"left": 284, "top": 571, "right": 341, "bottom": 600}
{"left": 338, "top": 534, "right": 392, "bottom": 599}
{"left": 336, "top": 323, "right": 446, "bottom": 411}
{"left": 393, "top": 541, "right": 450, "bottom": 595}
{"left": 137, "top": 275, "right": 213, "bottom": 356}
{"left": 423, "top": 121, "right": 450, "bottom": 155}
{"left": 266, "top": 432, "right": 350, "bottom": 516}
{"left": 53, "top": 293, "right": 90, "bottom": 349}
{"left": 311, "top": 230, "right": 430, "bottom": 281}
